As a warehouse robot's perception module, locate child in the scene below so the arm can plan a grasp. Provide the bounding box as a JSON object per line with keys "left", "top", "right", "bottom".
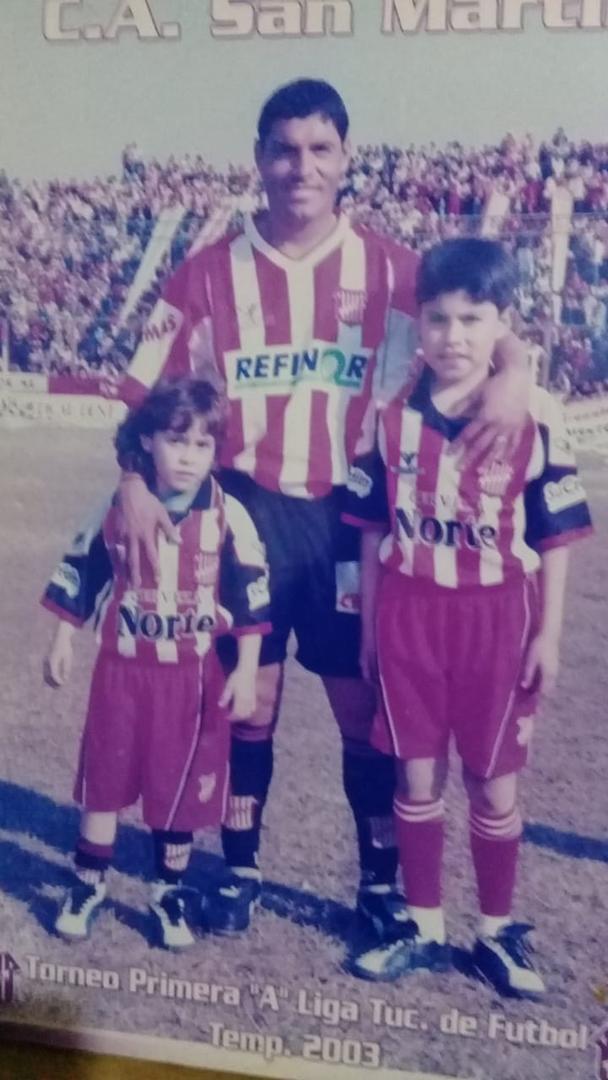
{"left": 344, "top": 239, "right": 592, "bottom": 995}
{"left": 42, "top": 377, "right": 271, "bottom": 949}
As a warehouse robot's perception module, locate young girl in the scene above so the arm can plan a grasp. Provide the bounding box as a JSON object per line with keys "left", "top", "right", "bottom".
{"left": 42, "top": 377, "right": 271, "bottom": 949}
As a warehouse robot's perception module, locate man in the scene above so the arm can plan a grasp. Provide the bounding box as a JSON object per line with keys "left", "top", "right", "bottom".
{"left": 117, "top": 79, "right": 528, "bottom": 954}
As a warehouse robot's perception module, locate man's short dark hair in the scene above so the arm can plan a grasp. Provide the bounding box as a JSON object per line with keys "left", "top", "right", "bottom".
{"left": 416, "top": 238, "right": 518, "bottom": 312}
{"left": 257, "top": 79, "right": 349, "bottom": 147}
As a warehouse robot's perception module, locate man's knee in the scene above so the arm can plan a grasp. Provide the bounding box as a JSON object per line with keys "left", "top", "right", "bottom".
{"left": 231, "top": 663, "right": 283, "bottom": 737}
{"left": 322, "top": 675, "right": 376, "bottom": 747}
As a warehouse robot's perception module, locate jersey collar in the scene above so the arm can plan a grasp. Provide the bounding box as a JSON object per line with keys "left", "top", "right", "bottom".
{"left": 161, "top": 475, "right": 214, "bottom": 521}
{"left": 244, "top": 212, "right": 350, "bottom": 272}
{"left": 408, "top": 366, "right": 470, "bottom": 444}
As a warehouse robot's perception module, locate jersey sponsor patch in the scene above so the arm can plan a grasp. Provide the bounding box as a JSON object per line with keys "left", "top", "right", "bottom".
{"left": 224, "top": 341, "right": 371, "bottom": 395}
{"left": 396, "top": 506, "right": 498, "bottom": 549}
{"left": 140, "top": 302, "right": 181, "bottom": 345}
{"left": 50, "top": 562, "right": 80, "bottom": 599}
{"left": 335, "top": 560, "right": 361, "bottom": 614}
{"left": 347, "top": 466, "right": 373, "bottom": 499}
{"left": 118, "top": 605, "right": 215, "bottom": 642}
{"left": 543, "top": 474, "right": 586, "bottom": 514}
{"left": 247, "top": 574, "right": 270, "bottom": 612}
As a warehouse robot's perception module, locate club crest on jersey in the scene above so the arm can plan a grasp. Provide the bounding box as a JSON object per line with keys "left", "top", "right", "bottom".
{"left": 198, "top": 773, "right": 217, "bottom": 804}
{"left": 334, "top": 288, "right": 367, "bottom": 326}
{"left": 195, "top": 551, "right": 220, "bottom": 587}
{"left": 477, "top": 460, "right": 514, "bottom": 497}
{"left": 516, "top": 715, "right": 535, "bottom": 747}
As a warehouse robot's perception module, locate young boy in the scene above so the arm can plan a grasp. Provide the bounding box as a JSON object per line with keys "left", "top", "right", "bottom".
{"left": 42, "top": 377, "right": 271, "bottom": 949}
{"left": 344, "top": 239, "right": 593, "bottom": 995}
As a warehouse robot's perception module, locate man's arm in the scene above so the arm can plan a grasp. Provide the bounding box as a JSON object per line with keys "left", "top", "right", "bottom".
{"left": 521, "top": 389, "right": 593, "bottom": 693}
{"left": 115, "top": 253, "right": 214, "bottom": 583}
{"left": 42, "top": 513, "right": 113, "bottom": 686}
{"left": 520, "top": 545, "right": 568, "bottom": 696}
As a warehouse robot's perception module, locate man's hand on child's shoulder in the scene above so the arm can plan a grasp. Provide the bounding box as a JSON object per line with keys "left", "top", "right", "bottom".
{"left": 452, "top": 367, "right": 530, "bottom": 464}
{"left": 452, "top": 332, "right": 530, "bottom": 464}
{"left": 117, "top": 472, "right": 180, "bottom": 587}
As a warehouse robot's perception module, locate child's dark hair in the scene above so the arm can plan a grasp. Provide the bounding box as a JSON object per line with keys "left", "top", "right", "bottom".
{"left": 115, "top": 376, "right": 227, "bottom": 486}
{"left": 257, "top": 79, "right": 349, "bottom": 148}
{"left": 416, "top": 238, "right": 518, "bottom": 312}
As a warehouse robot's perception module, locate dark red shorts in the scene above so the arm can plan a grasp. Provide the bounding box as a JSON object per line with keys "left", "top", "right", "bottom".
{"left": 373, "top": 573, "right": 540, "bottom": 779}
{"left": 74, "top": 649, "right": 230, "bottom": 830}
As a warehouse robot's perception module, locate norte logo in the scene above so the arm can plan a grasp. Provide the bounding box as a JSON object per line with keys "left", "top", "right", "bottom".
{"left": 396, "top": 508, "right": 497, "bottom": 549}
{"left": 0, "top": 953, "right": 20, "bottom": 1004}
{"left": 118, "top": 607, "right": 215, "bottom": 641}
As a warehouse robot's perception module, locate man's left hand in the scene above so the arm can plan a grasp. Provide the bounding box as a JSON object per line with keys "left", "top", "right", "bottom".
{"left": 453, "top": 333, "right": 530, "bottom": 464}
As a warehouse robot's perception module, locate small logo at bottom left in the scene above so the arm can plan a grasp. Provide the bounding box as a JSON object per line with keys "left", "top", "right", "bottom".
{"left": 0, "top": 953, "right": 20, "bottom": 1004}
{"left": 596, "top": 1020, "right": 608, "bottom": 1080}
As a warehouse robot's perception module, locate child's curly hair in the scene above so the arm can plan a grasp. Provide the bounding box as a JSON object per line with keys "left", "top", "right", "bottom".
{"left": 115, "top": 375, "right": 228, "bottom": 488}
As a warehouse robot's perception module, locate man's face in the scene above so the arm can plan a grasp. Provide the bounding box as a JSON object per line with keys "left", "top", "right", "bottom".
{"left": 255, "top": 113, "right": 350, "bottom": 225}
{"left": 419, "top": 289, "right": 507, "bottom": 386}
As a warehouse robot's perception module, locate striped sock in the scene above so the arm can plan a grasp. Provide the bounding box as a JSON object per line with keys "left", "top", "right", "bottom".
{"left": 74, "top": 837, "right": 113, "bottom": 885}
{"left": 152, "top": 830, "right": 194, "bottom": 885}
{"left": 394, "top": 797, "right": 445, "bottom": 910}
{"left": 470, "top": 806, "right": 522, "bottom": 922}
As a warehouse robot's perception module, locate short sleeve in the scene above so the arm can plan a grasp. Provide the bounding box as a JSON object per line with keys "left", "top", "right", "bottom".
{"left": 343, "top": 439, "right": 390, "bottom": 531}
{"left": 220, "top": 494, "right": 272, "bottom": 635}
{"left": 41, "top": 501, "right": 113, "bottom": 626}
{"left": 525, "top": 394, "right": 593, "bottom": 552}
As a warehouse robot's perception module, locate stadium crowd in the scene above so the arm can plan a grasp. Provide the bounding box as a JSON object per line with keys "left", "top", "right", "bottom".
{"left": 2, "top": 130, "right": 608, "bottom": 399}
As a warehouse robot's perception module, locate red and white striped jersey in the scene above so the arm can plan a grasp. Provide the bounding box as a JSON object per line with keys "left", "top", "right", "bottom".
{"left": 121, "top": 215, "right": 419, "bottom": 498}
{"left": 42, "top": 477, "right": 271, "bottom": 663}
{"left": 344, "top": 369, "right": 593, "bottom": 588}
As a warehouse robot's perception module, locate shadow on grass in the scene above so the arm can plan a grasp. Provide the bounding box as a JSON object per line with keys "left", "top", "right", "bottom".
{"left": 1, "top": 779, "right": 605, "bottom": 951}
